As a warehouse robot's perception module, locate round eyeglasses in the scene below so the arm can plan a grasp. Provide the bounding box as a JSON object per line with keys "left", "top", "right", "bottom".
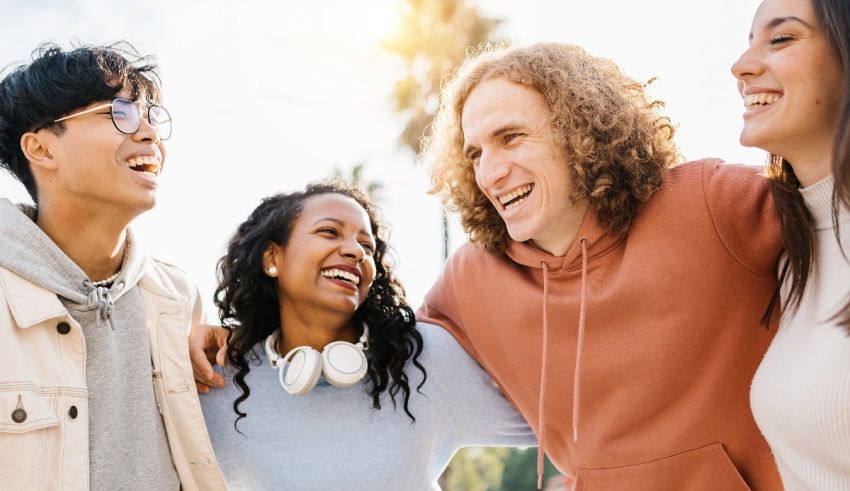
{"left": 48, "top": 97, "right": 172, "bottom": 140}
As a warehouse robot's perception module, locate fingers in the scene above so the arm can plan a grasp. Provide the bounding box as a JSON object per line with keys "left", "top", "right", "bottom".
{"left": 191, "top": 345, "right": 225, "bottom": 388}
{"left": 189, "top": 323, "right": 230, "bottom": 388}
{"left": 213, "top": 325, "right": 229, "bottom": 348}
{"left": 216, "top": 344, "right": 227, "bottom": 367}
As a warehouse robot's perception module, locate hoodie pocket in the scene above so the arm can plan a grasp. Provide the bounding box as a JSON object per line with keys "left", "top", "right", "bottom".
{"left": 575, "top": 443, "right": 750, "bottom": 491}
{"left": 0, "top": 388, "right": 60, "bottom": 489}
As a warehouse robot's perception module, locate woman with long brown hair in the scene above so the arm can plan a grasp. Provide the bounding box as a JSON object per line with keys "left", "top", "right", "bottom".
{"left": 733, "top": 0, "right": 850, "bottom": 487}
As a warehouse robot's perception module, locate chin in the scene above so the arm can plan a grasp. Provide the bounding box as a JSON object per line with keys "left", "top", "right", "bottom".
{"left": 739, "top": 130, "right": 768, "bottom": 150}
{"left": 131, "top": 197, "right": 157, "bottom": 216}
{"left": 739, "top": 120, "right": 785, "bottom": 151}
{"left": 326, "top": 297, "right": 363, "bottom": 314}
{"left": 506, "top": 220, "right": 540, "bottom": 244}
{"left": 506, "top": 228, "right": 530, "bottom": 244}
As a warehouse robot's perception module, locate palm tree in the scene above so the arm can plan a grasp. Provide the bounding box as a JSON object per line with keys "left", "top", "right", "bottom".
{"left": 332, "top": 162, "right": 384, "bottom": 202}
{"left": 381, "top": 0, "right": 500, "bottom": 260}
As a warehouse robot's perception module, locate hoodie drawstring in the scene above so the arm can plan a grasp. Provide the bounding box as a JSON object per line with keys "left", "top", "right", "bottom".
{"left": 537, "top": 261, "right": 550, "bottom": 490}
{"left": 573, "top": 237, "right": 588, "bottom": 443}
{"left": 536, "top": 238, "right": 590, "bottom": 489}
{"left": 84, "top": 281, "right": 115, "bottom": 329}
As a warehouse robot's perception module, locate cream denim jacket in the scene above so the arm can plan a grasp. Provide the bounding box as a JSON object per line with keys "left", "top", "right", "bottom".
{"left": 0, "top": 261, "right": 227, "bottom": 491}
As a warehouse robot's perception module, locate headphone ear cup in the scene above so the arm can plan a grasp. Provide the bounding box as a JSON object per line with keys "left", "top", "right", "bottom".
{"left": 279, "top": 347, "right": 323, "bottom": 395}
{"left": 321, "top": 341, "right": 368, "bottom": 388}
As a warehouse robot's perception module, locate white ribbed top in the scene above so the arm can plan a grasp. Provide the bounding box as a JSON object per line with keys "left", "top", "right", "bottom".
{"left": 751, "top": 175, "right": 850, "bottom": 491}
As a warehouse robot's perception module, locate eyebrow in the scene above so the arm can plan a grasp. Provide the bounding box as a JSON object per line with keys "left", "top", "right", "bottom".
{"left": 312, "top": 217, "right": 373, "bottom": 239}
{"left": 462, "top": 123, "right": 524, "bottom": 157}
{"left": 750, "top": 16, "right": 813, "bottom": 40}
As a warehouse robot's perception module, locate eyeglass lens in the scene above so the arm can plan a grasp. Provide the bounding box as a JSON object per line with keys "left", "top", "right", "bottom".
{"left": 112, "top": 98, "right": 172, "bottom": 140}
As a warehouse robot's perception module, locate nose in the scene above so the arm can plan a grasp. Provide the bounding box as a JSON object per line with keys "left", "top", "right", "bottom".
{"left": 339, "top": 237, "right": 365, "bottom": 263}
{"left": 133, "top": 113, "right": 162, "bottom": 145}
{"left": 731, "top": 43, "right": 763, "bottom": 85}
{"left": 475, "top": 149, "right": 512, "bottom": 190}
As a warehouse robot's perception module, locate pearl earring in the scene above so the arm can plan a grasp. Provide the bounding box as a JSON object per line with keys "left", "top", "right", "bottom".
{"left": 267, "top": 266, "right": 278, "bottom": 275}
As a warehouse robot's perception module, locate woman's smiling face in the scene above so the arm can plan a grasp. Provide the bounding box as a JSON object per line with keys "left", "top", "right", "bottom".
{"left": 268, "top": 193, "right": 376, "bottom": 317}
{"left": 731, "top": 0, "right": 843, "bottom": 175}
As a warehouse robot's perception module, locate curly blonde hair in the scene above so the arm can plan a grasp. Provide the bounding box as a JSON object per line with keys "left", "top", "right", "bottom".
{"left": 423, "top": 42, "right": 681, "bottom": 253}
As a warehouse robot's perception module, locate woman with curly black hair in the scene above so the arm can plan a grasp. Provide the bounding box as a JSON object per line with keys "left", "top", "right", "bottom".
{"left": 199, "top": 180, "right": 534, "bottom": 490}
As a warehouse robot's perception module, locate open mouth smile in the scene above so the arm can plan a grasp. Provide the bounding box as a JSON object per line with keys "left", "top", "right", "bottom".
{"left": 127, "top": 155, "right": 162, "bottom": 176}
{"left": 498, "top": 184, "right": 534, "bottom": 210}
{"left": 743, "top": 92, "right": 782, "bottom": 112}
{"left": 320, "top": 267, "right": 362, "bottom": 291}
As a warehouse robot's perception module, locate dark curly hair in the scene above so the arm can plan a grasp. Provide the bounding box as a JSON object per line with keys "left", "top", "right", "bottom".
{"left": 214, "top": 180, "right": 426, "bottom": 427}
{"left": 0, "top": 41, "right": 160, "bottom": 203}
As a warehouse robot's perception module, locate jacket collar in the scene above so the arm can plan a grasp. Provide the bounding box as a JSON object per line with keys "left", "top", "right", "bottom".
{"left": 0, "top": 267, "right": 67, "bottom": 328}
{"left": 505, "top": 206, "right": 624, "bottom": 271}
{"left": 138, "top": 259, "right": 183, "bottom": 301}
{"left": 1, "top": 258, "right": 182, "bottom": 329}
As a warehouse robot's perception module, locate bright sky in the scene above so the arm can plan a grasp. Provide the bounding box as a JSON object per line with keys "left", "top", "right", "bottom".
{"left": 0, "top": 0, "right": 763, "bottom": 313}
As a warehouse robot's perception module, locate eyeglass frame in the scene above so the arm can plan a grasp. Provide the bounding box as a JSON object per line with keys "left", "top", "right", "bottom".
{"left": 35, "top": 97, "right": 172, "bottom": 140}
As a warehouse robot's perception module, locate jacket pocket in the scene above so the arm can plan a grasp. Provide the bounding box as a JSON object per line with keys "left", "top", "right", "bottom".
{"left": 575, "top": 443, "right": 750, "bottom": 491}
{"left": 0, "top": 388, "right": 60, "bottom": 490}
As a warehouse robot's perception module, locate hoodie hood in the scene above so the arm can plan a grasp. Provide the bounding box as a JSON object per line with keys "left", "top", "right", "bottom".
{"left": 505, "top": 206, "right": 623, "bottom": 271}
{"left": 0, "top": 198, "right": 149, "bottom": 327}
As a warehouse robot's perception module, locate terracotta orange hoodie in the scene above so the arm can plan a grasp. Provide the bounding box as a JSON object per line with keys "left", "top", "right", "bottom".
{"left": 419, "top": 160, "right": 784, "bottom": 490}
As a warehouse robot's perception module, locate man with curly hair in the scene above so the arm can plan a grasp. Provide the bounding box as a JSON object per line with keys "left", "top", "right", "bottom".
{"left": 418, "top": 42, "right": 784, "bottom": 490}
{"left": 0, "top": 43, "right": 225, "bottom": 490}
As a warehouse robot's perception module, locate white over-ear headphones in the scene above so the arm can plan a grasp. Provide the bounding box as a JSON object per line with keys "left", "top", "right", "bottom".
{"left": 264, "top": 324, "right": 369, "bottom": 395}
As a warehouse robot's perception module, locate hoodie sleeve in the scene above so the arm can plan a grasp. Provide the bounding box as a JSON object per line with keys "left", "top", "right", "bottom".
{"left": 417, "top": 249, "right": 482, "bottom": 362}
{"left": 702, "top": 160, "right": 783, "bottom": 276}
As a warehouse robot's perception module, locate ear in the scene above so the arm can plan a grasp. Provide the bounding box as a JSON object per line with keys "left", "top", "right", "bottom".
{"left": 263, "top": 243, "right": 282, "bottom": 277}
{"left": 20, "top": 131, "right": 58, "bottom": 171}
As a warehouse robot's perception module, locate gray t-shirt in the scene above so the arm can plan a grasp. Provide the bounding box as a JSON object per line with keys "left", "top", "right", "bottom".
{"left": 201, "top": 322, "right": 536, "bottom": 490}
{"left": 63, "top": 287, "right": 179, "bottom": 491}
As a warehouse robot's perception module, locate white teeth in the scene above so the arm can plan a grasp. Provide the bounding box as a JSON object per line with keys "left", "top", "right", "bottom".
{"left": 498, "top": 184, "right": 534, "bottom": 205}
{"left": 127, "top": 155, "right": 162, "bottom": 170}
{"left": 505, "top": 196, "right": 527, "bottom": 210}
{"left": 744, "top": 93, "right": 781, "bottom": 107}
{"left": 321, "top": 268, "right": 360, "bottom": 286}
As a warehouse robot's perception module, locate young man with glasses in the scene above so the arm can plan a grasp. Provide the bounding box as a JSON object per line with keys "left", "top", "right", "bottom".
{"left": 0, "top": 43, "right": 225, "bottom": 490}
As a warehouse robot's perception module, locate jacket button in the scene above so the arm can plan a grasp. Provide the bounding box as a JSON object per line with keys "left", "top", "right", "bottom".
{"left": 57, "top": 322, "right": 71, "bottom": 335}
{"left": 68, "top": 406, "right": 78, "bottom": 419}
{"left": 12, "top": 408, "right": 27, "bottom": 423}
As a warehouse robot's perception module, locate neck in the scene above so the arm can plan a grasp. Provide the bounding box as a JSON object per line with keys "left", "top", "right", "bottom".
{"left": 530, "top": 201, "right": 590, "bottom": 256}
{"left": 277, "top": 302, "right": 357, "bottom": 354}
{"left": 35, "top": 196, "right": 131, "bottom": 281}
{"left": 781, "top": 139, "right": 834, "bottom": 188}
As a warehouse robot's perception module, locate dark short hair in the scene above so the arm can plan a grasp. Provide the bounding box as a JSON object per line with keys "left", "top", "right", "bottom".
{"left": 0, "top": 42, "right": 161, "bottom": 202}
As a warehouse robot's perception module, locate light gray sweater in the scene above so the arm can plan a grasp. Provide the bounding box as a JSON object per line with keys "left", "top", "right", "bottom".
{"left": 201, "top": 322, "right": 537, "bottom": 490}
{"left": 750, "top": 175, "right": 850, "bottom": 490}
